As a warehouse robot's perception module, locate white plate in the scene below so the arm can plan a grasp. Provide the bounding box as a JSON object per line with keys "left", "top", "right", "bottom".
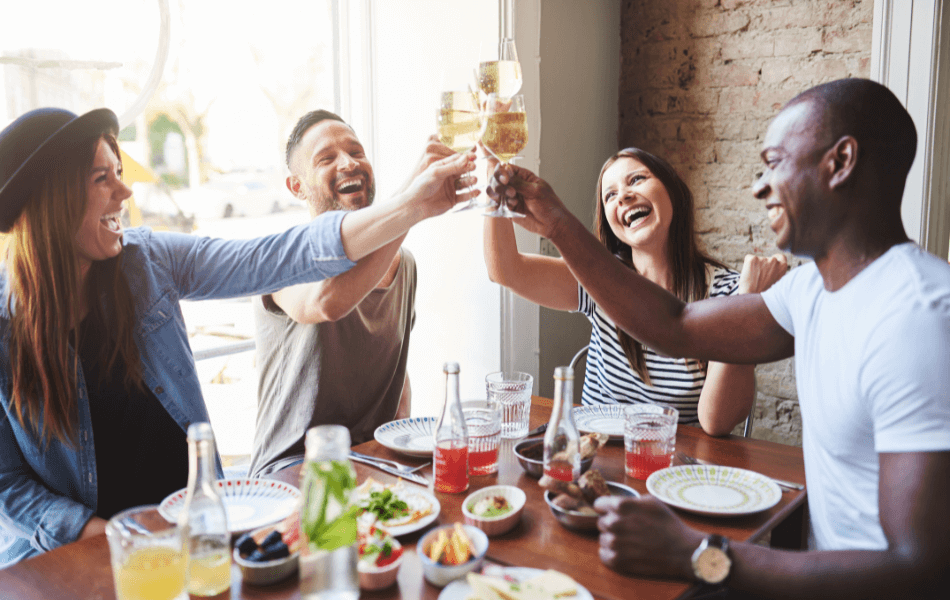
{"left": 374, "top": 417, "right": 437, "bottom": 457}
{"left": 355, "top": 482, "right": 441, "bottom": 537}
{"left": 440, "top": 566, "right": 593, "bottom": 600}
{"left": 159, "top": 478, "right": 300, "bottom": 536}
{"left": 646, "top": 465, "right": 782, "bottom": 516}
{"left": 572, "top": 404, "right": 626, "bottom": 440}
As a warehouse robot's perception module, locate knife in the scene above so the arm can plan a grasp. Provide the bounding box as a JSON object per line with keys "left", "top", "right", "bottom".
{"left": 526, "top": 423, "right": 547, "bottom": 437}
{"left": 678, "top": 453, "right": 804, "bottom": 491}
{"left": 349, "top": 454, "right": 429, "bottom": 487}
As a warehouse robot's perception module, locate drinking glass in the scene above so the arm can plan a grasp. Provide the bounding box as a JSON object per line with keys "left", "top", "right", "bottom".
{"left": 106, "top": 505, "right": 188, "bottom": 600}
{"left": 624, "top": 404, "right": 678, "bottom": 480}
{"left": 437, "top": 90, "right": 493, "bottom": 212}
{"left": 485, "top": 371, "right": 533, "bottom": 439}
{"left": 462, "top": 400, "right": 502, "bottom": 475}
{"left": 476, "top": 38, "right": 523, "bottom": 99}
{"left": 480, "top": 94, "right": 528, "bottom": 218}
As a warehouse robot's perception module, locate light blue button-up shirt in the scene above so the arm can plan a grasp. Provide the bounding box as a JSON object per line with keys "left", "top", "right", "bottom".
{"left": 0, "top": 212, "right": 356, "bottom": 567}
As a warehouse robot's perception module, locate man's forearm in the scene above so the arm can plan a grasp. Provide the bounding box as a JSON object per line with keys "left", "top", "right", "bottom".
{"left": 340, "top": 193, "right": 424, "bottom": 261}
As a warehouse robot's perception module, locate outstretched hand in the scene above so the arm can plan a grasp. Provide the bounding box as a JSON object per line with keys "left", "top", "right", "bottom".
{"left": 402, "top": 150, "right": 478, "bottom": 218}
{"left": 485, "top": 162, "right": 570, "bottom": 239}
{"left": 738, "top": 253, "right": 788, "bottom": 294}
{"left": 594, "top": 494, "right": 703, "bottom": 580}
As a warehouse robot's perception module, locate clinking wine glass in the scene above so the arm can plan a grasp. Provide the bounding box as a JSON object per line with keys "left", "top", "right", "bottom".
{"left": 481, "top": 93, "right": 527, "bottom": 218}
{"left": 437, "top": 90, "right": 493, "bottom": 212}
{"left": 477, "top": 38, "right": 523, "bottom": 99}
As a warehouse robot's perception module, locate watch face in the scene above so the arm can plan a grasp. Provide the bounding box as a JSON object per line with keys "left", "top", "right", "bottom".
{"left": 695, "top": 547, "right": 731, "bottom": 585}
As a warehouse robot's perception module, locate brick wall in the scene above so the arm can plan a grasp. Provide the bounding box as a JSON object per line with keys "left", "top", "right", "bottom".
{"left": 618, "top": 0, "right": 874, "bottom": 445}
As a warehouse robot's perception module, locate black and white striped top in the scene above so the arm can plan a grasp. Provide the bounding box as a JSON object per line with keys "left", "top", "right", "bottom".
{"left": 576, "top": 266, "right": 740, "bottom": 424}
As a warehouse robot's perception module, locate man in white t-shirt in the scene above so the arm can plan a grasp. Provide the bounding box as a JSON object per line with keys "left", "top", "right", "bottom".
{"left": 488, "top": 78, "right": 950, "bottom": 598}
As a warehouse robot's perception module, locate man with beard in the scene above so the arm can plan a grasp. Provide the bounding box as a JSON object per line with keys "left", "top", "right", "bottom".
{"left": 250, "top": 110, "right": 457, "bottom": 476}
{"left": 487, "top": 79, "right": 950, "bottom": 598}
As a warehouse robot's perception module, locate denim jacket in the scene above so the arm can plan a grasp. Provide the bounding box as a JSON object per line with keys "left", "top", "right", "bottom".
{"left": 0, "top": 212, "right": 355, "bottom": 567}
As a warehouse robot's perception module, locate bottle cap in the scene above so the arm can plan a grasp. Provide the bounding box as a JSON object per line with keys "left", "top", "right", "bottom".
{"left": 187, "top": 422, "right": 215, "bottom": 441}
{"left": 553, "top": 366, "right": 574, "bottom": 380}
{"left": 443, "top": 362, "right": 460, "bottom": 374}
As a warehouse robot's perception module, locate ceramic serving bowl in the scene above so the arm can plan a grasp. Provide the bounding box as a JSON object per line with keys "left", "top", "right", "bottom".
{"left": 544, "top": 481, "right": 639, "bottom": 532}
{"left": 232, "top": 521, "right": 300, "bottom": 586}
{"left": 513, "top": 436, "right": 594, "bottom": 479}
{"left": 416, "top": 524, "right": 489, "bottom": 587}
{"left": 462, "top": 485, "right": 526, "bottom": 536}
{"left": 357, "top": 537, "right": 403, "bottom": 591}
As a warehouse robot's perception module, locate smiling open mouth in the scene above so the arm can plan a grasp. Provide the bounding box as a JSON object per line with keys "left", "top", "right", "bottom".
{"left": 100, "top": 210, "right": 122, "bottom": 232}
{"left": 336, "top": 178, "right": 365, "bottom": 194}
{"left": 622, "top": 206, "right": 652, "bottom": 227}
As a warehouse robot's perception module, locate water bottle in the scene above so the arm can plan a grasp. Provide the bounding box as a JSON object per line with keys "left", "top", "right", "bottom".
{"left": 299, "top": 425, "right": 359, "bottom": 600}
{"left": 178, "top": 422, "right": 232, "bottom": 596}
{"left": 543, "top": 367, "right": 581, "bottom": 482}
{"left": 433, "top": 362, "right": 469, "bottom": 493}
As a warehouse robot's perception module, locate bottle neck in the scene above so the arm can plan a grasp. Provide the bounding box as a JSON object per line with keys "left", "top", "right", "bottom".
{"left": 187, "top": 438, "right": 217, "bottom": 494}
{"left": 437, "top": 370, "right": 467, "bottom": 440}
{"left": 550, "top": 377, "right": 574, "bottom": 424}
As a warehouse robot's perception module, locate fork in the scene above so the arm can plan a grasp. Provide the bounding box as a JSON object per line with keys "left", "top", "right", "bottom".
{"left": 675, "top": 452, "right": 804, "bottom": 491}
{"left": 350, "top": 451, "right": 430, "bottom": 474}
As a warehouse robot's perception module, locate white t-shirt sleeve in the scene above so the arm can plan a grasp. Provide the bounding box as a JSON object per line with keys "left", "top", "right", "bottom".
{"left": 760, "top": 263, "right": 813, "bottom": 336}
{"left": 863, "top": 304, "right": 950, "bottom": 453}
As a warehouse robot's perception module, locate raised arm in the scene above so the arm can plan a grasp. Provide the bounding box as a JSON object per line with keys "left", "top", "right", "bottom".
{"left": 489, "top": 164, "right": 794, "bottom": 365}
{"left": 483, "top": 215, "right": 578, "bottom": 311}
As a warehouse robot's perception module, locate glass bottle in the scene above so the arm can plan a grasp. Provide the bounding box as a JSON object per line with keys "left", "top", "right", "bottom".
{"left": 178, "top": 422, "right": 231, "bottom": 597}
{"left": 543, "top": 367, "right": 581, "bottom": 482}
{"left": 299, "top": 425, "right": 359, "bottom": 600}
{"left": 433, "top": 362, "right": 469, "bottom": 493}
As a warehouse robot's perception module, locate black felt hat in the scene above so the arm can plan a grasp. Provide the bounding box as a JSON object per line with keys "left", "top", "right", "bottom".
{"left": 0, "top": 107, "right": 119, "bottom": 232}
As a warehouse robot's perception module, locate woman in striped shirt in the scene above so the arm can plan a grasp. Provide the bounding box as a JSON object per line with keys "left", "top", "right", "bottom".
{"left": 483, "top": 148, "right": 785, "bottom": 435}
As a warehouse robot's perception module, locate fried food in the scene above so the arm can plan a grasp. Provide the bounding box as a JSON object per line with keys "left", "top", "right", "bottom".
{"left": 578, "top": 469, "right": 610, "bottom": 505}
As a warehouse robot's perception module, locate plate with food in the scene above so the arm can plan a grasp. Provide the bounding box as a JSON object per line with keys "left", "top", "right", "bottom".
{"left": 572, "top": 404, "right": 627, "bottom": 441}
{"left": 440, "top": 566, "right": 593, "bottom": 600}
{"left": 354, "top": 478, "right": 440, "bottom": 536}
{"left": 374, "top": 417, "right": 437, "bottom": 457}
{"left": 357, "top": 521, "right": 404, "bottom": 590}
{"left": 159, "top": 478, "right": 300, "bottom": 536}
{"left": 646, "top": 465, "right": 781, "bottom": 516}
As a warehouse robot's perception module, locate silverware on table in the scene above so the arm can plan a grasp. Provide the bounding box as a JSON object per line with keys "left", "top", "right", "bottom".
{"left": 675, "top": 452, "right": 804, "bottom": 491}
{"left": 350, "top": 451, "right": 430, "bottom": 474}
{"left": 348, "top": 453, "right": 430, "bottom": 486}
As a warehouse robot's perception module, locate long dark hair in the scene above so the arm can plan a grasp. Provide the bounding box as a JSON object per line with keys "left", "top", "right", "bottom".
{"left": 7, "top": 133, "right": 142, "bottom": 446}
{"left": 592, "top": 148, "right": 725, "bottom": 385}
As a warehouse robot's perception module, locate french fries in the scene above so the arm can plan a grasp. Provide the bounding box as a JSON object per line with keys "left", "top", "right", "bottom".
{"left": 428, "top": 523, "right": 475, "bottom": 565}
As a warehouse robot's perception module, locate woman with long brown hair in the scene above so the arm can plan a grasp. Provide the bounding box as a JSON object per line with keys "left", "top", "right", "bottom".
{"left": 484, "top": 148, "right": 785, "bottom": 434}
{"left": 0, "top": 107, "right": 475, "bottom": 567}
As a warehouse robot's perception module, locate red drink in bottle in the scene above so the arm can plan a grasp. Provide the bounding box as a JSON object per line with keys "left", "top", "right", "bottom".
{"left": 434, "top": 440, "right": 469, "bottom": 493}
{"left": 543, "top": 459, "right": 575, "bottom": 482}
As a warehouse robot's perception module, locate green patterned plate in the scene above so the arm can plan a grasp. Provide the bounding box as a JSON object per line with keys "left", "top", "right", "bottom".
{"left": 646, "top": 465, "right": 781, "bottom": 516}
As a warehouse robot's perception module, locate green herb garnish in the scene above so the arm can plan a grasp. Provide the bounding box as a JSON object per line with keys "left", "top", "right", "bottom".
{"left": 301, "top": 460, "right": 360, "bottom": 552}
{"left": 360, "top": 489, "right": 410, "bottom": 522}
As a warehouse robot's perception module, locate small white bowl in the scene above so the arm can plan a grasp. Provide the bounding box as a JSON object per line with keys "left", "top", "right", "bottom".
{"left": 357, "top": 537, "right": 403, "bottom": 590}
{"left": 416, "top": 524, "right": 489, "bottom": 588}
{"left": 233, "top": 546, "right": 298, "bottom": 586}
{"left": 462, "top": 485, "right": 526, "bottom": 536}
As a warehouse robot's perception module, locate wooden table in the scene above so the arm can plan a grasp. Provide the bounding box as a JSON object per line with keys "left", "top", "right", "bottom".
{"left": 0, "top": 397, "right": 806, "bottom": 600}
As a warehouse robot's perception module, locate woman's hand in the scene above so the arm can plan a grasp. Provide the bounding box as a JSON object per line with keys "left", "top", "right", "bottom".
{"left": 79, "top": 516, "right": 108, "bottom": 540}
{"left": 486, "top": 163, "right": 569, "bottom": 239}
{"left": 738, "top": 253, "right": 788, "bottom": 294}
{"left": 402, "top": 150, "right": 478, "bottom": 218}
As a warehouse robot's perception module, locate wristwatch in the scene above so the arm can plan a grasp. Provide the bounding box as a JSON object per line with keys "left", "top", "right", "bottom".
{"left": 691, "top": 534, "right": 732, "bottom": 585}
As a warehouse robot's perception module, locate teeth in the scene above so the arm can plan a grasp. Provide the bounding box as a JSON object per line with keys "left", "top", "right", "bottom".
{"left": 768, "top": 206, "right": 784, "bottom": 221}
{"left": 100, "top": 211, "right": 122, "bottom": 232}
{"left": 622, "top": 207, "right": 651, "bottom": 227}
{"left": 337, "top": 179, "right": 363, "bottom": 194}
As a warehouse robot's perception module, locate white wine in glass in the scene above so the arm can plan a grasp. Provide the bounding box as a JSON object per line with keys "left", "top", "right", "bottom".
{"left": 477, "top": 38, "right": 522, "bottom": 98}
{"left": 481, "top": 94, "right": 528, "bottom": 218}
{"left": 437, "top": 91, "right": 482, "bottom": 153}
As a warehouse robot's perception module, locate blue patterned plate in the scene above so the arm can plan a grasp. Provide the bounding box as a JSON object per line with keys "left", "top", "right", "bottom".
{"left": 159, "top": 478, "right": 300, "bottom": 535}
{"left": 374, "top": 417, "right": 437, "bottom": 457}
{"left": 646, "top": 465, "right": 781, "bottom": 516}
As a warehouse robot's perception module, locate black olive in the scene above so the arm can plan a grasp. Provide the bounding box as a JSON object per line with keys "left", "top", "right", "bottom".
{"left": 260, "top": 530, "right": 283, "bottom": 548}
{"left": 235, "top": 533, "right": 258, "bottom": 556}
{"left": 259, "top": 541, "right": 290, "bottom": 561}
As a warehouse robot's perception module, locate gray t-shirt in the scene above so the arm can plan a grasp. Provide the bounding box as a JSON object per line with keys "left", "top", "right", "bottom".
{"left": 250, "top": 249, "right": 416, "bottom": 477}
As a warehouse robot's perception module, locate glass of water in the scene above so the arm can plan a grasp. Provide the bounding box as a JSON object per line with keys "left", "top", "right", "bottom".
{"left": 485, "top": 371, "right": 533, "bottom": 439}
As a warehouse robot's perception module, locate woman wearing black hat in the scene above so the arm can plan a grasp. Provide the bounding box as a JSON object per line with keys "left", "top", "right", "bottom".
{"left": 0, "top": 107, "right": 476, "bottom": 566}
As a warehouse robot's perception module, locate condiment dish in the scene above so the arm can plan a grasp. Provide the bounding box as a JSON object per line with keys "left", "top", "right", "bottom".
{"left": 513, "top": 436, "right": 594, "bottom": 479}
{"left": 417, "top": 524, "right": 489, "bottom": 587}
{"left": 462, "top": 485, "right": 526, "bottom": 536}
{"left": 544, "top": 481, "right": 639, "bottom": 532}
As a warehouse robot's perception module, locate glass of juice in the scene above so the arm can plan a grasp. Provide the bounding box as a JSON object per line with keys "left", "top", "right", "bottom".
{"left": 624, "top": 405, "right": 679, "bottom": 480}
{"left": 106, "top": 505, "right": 187, "bottom": 600}
{"left": 463, "top": 401, "right": 502, "bottom": 476}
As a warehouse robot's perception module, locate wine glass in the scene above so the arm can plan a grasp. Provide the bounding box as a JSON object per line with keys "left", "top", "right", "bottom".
{"left": 437, "top": 90, "right": 493, "bottom": 212}
{"left": 477, "top": 38, "right": 523, "bottom": 99}
{"left": 480, "top": 94, "right": 528, "bottom": 218}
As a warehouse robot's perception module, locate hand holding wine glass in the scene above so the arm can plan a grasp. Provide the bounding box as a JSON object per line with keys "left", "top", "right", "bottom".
{"left": 486, "top": 162, "right": 568, "bottom": 239}
{"left": 481, "top": 93, "right": 528, "bottom": 218}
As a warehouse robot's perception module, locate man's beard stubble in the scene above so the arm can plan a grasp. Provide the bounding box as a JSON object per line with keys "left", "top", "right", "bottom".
{"left": 304, "top": 178, "right": 377, "bottom": 214}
